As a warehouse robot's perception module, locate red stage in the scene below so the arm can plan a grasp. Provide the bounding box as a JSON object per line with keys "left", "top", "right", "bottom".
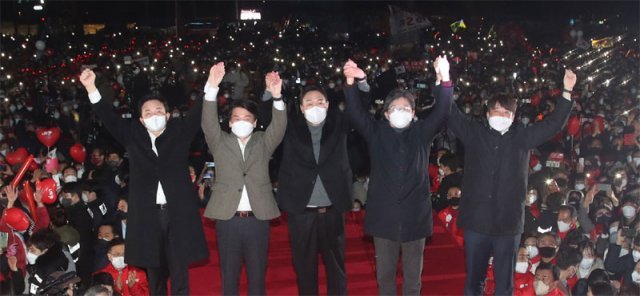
{"left": 189, "top": 211, "right": 466, "bottom": 295}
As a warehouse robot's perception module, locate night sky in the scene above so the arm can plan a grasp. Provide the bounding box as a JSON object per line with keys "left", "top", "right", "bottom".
{"left": 1, "top": 0, "right": 638, "bottom": 26}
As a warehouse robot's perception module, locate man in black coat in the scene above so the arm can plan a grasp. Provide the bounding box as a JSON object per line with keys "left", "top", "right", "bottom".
{"left": 60, "top": 182, "right": 95, "bottom": 289}
{"left": 342, "top": 57, "right": 452, "bottom": 295}
{"left": 79, "top": 69, "right": 208, "bottom": 295}
{"left": 277, "top": 85, "right": 353, "bottom": 295}
{"left": 448, "top": 69, "right": 577, "bottom": 295}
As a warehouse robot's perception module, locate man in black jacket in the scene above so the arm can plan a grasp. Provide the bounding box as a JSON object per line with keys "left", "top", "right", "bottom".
{"left": 79, "top": 68, "right": 208, "bottom": 295}
{"left": 448, "top": 69, "right": 577, "bottom": 295}
{"left": 277, "top": 85, "right": 352, "bottom": 295}
{"left": 60, "top": 182, "right": 95, "bottom": 289}
{"left": 342, "top": 57, "right": 452, "bottom": 295}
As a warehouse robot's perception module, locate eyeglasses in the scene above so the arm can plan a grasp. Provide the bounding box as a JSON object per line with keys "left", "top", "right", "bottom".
{"left": 388, "top": 106, "right": 412, "bottom": 113}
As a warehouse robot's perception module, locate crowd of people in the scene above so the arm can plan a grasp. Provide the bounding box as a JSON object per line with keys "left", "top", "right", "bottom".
{"left": 0, "top": 13, "right": 638, "bottom": 296}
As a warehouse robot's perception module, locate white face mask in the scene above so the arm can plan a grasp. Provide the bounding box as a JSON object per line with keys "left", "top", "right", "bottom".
{"left": 558, "top": 221, "right": 572, "bottom": 233}
{"left": 574, "top": 183, "right": 585, "bottom": 191}
{"left": 527, "top": 245, "right": 539, "bottom": 258}
{"left": 26, "top": 251, "right": 39, "bottom": 265}
{"left": 231, "top": 120, "right": 254, "bottom": 138}
{"left": 533, "top": 163, "right": 542, "bottom": 172}
{"left": 113, "top": 100, "right": 120, "bottom": 108}
{"left": 633, "top": 250, "right": 640, "bottom": 262}
{"left": 9, "top": 105, "right": 16, "bottom": 112}
{"left": 388, "top": 110, "right": 413, "bottom": 128}
{"left": 521, "top": 117, "right": 530, "bottom": 125}
{"left": 534, "top": 280, "right": 550, "bottom": 296}
{"left": 634, "top": 157, "right": 640, "bottom": 167}
{"left": 632, "top": 270, "right": 640, "bottom": 283}
{"left": 622, "top": 206, "right": 637, "bottom": 219}
{"left": 328, "top": 83, "right": 336, "bottom": 89}
{"left": 143, "top": 115, "right": 167, "bottom": 132}
{"left": 488, "top": 116, "right": 513, "bottom": 134}
{"left": 64, "top": 175, "right": 78, "bottom": 183}
{"left": 515, "top": 261, "right": 529, "bottom": 274}
{"left": 527, "top": 193, "right": 537, "bottom": 205}
{"left": 81, "top": 193, "right": 89, "bottom": 203}
{"left": 580, "top": 258, "right": 595, "bottom": 269}
{"left": 111, "top": 256, "right": 127, "bottom": 270}
{"left": 304, "top": 106, "right": 327, "bottom": 125}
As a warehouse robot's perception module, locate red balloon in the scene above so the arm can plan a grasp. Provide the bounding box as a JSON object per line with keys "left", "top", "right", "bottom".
{"left": 36, "top": 178, "right": 58, "bottom": 205}
{"left": 567, "top": 115, "right": 581, "bottom": 137}
{"left": 36, "top": 127, "right": 61, "bottom": 148}
{"left": 5, "top": 148, "right": 28, "bottom": 166}
{"left": 3, "top": 208, "right": 30, "bottom": 232}
{"left": 69, "top": 143, "right": 87, "bottom": 163}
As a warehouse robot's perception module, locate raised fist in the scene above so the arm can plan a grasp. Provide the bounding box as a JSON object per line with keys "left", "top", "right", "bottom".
{"left": 208, "top": 62, "right": 226, "bottom": 88}
{"left": 563, "top": 69, "right": 577, "bottom": 91}
{"left": 79, "top": 69, "right": 97, "bottom": 92}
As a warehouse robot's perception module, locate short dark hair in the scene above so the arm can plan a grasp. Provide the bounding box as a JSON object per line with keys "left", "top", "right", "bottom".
{"left": 98, "top": 223, "right": 115, "bottom": 233}
{"left": 439, "top": 153, "right": 461, "bottom": 171}
{"left": 555, "top": 246, "right": 582, "bottom": 270}
{"left": 536, "top": 262, "right": 560, "bottom": 281}
{"left": 589, "top": 282, "right": 614, "bottom": 296}
{"left": 91, "top": 272, "right": 114, "bottom": 287}
{"left": 138, "top": 94, "right": 169, "bottom": 114}
{"left": 300, "top": 85, "right": 328, "bottom": 105}
{"left": 28, "top": 229, "right": 61, "bottom": 251}
{"left": 107, "top": 238, "right": 125, "bottom": 253}
{"left": 61, "top": 182, "right": 83, "bottom": 198}
{"left": 487, "top": 94, "right": 517, "bottom": 114}
{"left": 229, "top": 99, "right": 259, "bottom": 120}
{"left": 383, "top": 89, "right": 416, "bottom": 112}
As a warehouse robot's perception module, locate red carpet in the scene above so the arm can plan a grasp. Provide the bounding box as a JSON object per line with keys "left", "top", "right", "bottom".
{"left": 188, "top": 211, "right": 466, "bottom": 295}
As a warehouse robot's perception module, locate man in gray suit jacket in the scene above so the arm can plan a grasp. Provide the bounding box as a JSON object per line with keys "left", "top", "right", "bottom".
{"left": 201, "top": 62, "right": 287, "bottom": 295}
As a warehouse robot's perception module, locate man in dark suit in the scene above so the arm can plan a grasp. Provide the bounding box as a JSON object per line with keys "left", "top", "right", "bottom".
{"left": 277, "top": 85, "right": 352, "bottom": 295}
{"left": 448, "top": 69, "right": 576, "bottom": 295}
{"left": 342, "top": 57, "right": 453, "bottom": 295}
{"left": 201, "top": 63, "right": 287, "bottom": 295}
{"left": 79, "top": 68, "right": 209, "bottom": 296}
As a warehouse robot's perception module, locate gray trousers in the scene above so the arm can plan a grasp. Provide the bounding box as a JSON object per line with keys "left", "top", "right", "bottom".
{"left": 373, "top": 237, "right": 426, "bottom": 296}
{"left": 216, "top": 216, "right": 270, "bottom": 296}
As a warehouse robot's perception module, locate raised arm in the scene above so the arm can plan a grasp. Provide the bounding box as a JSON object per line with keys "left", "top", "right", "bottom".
{"left": 522, "top": 69, "right": 576, "bottom": 148}
{"left": 343, "top": 60, "right": 374, "bottom": 140}
{"left": 201, "top": 62, "right": 225, "bottom": 151}
{"left": 419, "top": 56, "right": 453, "bottom": 136}
{"left": 262, "top": 71, "right": 287, "bottom": 154}
{"left": 79, "top": 69, "right": 131, "bottom": 146}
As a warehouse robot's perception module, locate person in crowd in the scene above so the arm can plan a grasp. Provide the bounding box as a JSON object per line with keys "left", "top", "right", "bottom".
{"left": 555, "top": 247, "right": 582, "bottom": 291}
{"left": 80, "top": 68, "right": 208, "bottom": 295}
{"left": 342, "top": 56, "right": 452, "bottom": 295}
{"left": 113, "top": 196, "right": 128, "bottom": 239}
{"left": 436, "top": 152, "right": 463, "bottom": 201}
{"left": 556, "top": 205, "right": 581, "bottom": 240}
{"left": 514, "top": 246, "right": 535, "bottom": 296}
{"left": 351, "top": 173, "right": 369, "bottom": 211}
{"left": 534, "top": 262, "right": 568, "bottom": 296}
{"left": 604, "top": 228, "right": 640, "bottom": 284}
{"left": 201, "top": 63, "right": 287, "bottom": 295}
{"left": 538, "top": 233, "right": 560, "bottom": 265}
{"left": 84, "top": 285, "right": 113, "bottom": 296}
{"left": 576, "top": 240, "right": 603, "bottom": 279}
{"left": 91, "top": 272, "right": 115, "bottom": 295}
{"left": 82, "top": 181, "right": 110, "bottom": 230}
{"left": 277, "top": 83, "right": 352, "bottom": 295}
{"left": 95, "top": 223, "right": 120, "bottom": 271}
{"left": 524, "top": 185, "right": 541, "bottom": 235}
{"left": 60, "top": 182, "right": 95, "bottom": 289}
{"left": 448, "top": 68, "right": 576, "bottom": 295}
{"left": 95, "top": 238, "right": 149, "bottom": 296}
{"left": 438, "top": 186, "right": 464, "bottom": 246}
{"left": 25, "top": 229, "right": 75, "bottom": 295}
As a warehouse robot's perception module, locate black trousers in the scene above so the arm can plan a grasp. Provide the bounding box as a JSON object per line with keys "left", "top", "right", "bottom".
{"left": 288, "top": 207, "right": 347, "bottom": 296}
{"left": 216, "top": 215, "right": 270, "bottom": 296}
{"left": 463, "top": 229, "right": 521, "bottom": 296}
{"left": 147, "top": 208, "right": 190, "bottom": 296}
